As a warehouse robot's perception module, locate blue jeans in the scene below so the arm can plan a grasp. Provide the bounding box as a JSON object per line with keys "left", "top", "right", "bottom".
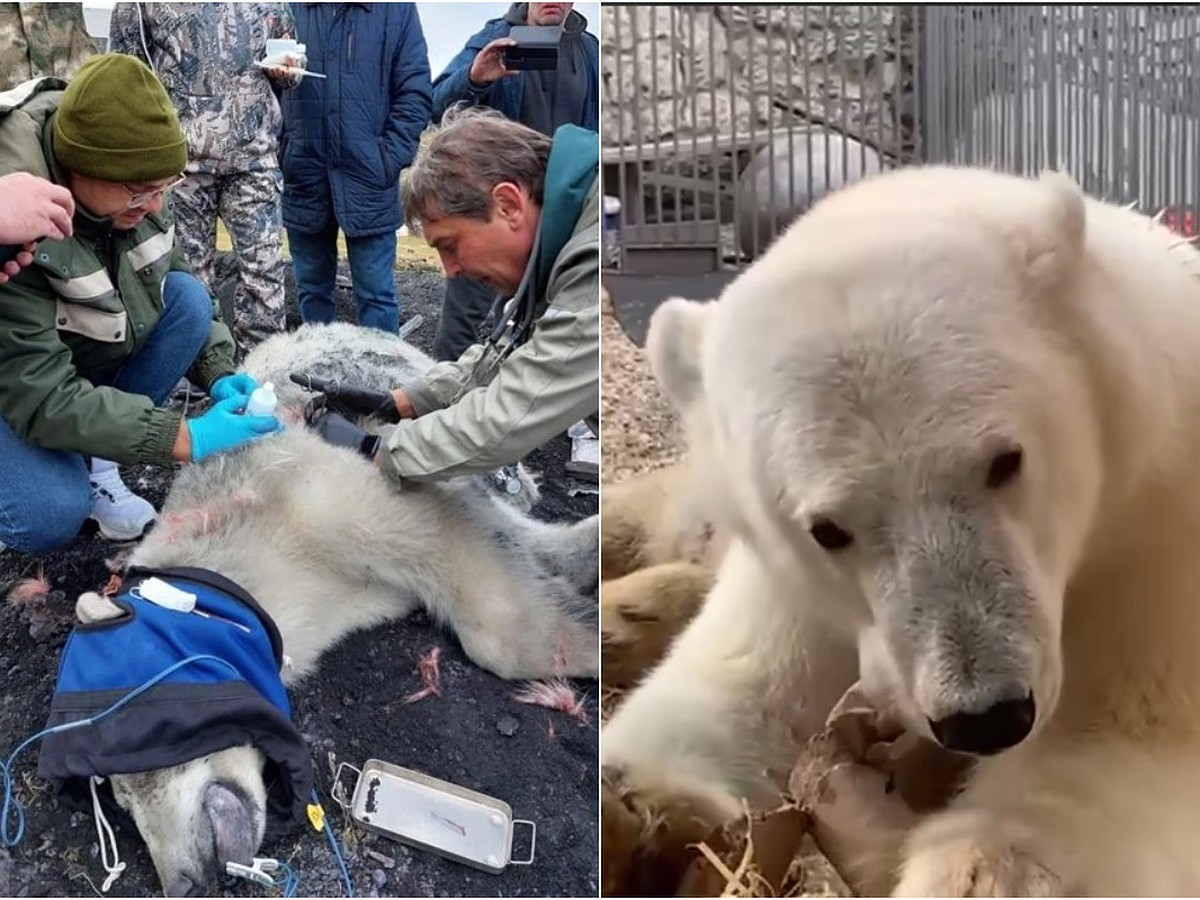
{"left": 288, "top": 221, "right": 399, "bottom": 333}
{"left": 434, "top": 275, "right": 498, "bottom": 362}
{"left": 0, "top": 271, "right": 215, "bottom": 554}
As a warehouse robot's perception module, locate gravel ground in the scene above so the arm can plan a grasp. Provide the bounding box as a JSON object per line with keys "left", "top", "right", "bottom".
{"left": 0, "top": 252, "right": 598, "bottom": 898}
{"left": 598, "top": 286, "right": 683, "bottom": 483}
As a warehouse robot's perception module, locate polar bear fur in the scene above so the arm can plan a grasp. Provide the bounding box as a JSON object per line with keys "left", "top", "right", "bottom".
{"left": 600, "top": 456, "right": 725, "bottom": 690}
{"left": 602, "top": 165, "right": 1200, "bottom": 896}
{"left": 84, "top": 323, "right": 597, "bottom": 896}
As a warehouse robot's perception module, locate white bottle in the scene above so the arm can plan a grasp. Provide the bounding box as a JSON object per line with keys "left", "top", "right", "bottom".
{"left": 245, "top": 381, "right": 278, "bottom": 418}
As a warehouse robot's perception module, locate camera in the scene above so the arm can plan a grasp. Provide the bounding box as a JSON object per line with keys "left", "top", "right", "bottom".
{"left": 503, "top": 24, "right": 563, "bottom": 71}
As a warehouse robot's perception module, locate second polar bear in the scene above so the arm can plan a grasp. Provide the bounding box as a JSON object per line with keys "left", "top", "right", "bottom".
{"left": 602, "top": 166, "right": 1200, "bottom": 896}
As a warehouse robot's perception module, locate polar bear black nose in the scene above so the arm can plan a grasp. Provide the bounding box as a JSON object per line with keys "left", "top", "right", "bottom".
{"left": 928, "top": 693, "right": 1036, "bottom": 755}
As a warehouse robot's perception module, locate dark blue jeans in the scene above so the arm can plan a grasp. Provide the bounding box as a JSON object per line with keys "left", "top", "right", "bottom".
{"left": 0, "top": 271, "right": 214, "bottom": 553}
{"left": 288, "top": 220, "right": 399, "bottom": 333}
{"left": 434, "top": 275, "right": 498, "bottom": 362}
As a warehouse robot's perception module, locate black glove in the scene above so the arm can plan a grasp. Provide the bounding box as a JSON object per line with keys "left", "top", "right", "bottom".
{"left": 289, "top": 372, "right": 401, "bottom": 424}
{"left": 306, "top": 407, "right": 381, "bottom": 460}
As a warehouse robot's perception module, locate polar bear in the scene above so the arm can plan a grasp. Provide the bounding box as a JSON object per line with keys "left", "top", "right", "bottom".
{"left": 601, "top": 165, "right": 1200, "bottom": 896}
{"left": 53, "top": 323, "right": 598, "bottom": 897}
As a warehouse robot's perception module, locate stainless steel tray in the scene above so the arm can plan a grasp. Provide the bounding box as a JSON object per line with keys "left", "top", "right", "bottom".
{"left": 332, "top": 759, "right": 536, "bottom": 874}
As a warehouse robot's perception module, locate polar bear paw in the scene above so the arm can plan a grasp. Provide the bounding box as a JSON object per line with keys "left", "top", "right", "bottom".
{"left": 75, "top": 591, "right": 125, "bottom": 625}
{"left": 600, "top": 762, "right": 741, "bottom": 897}
{"left": 895, "top": 833, "right": 1067, "bottom": 898}
{"left": 601, "top": 561, "right": 712, "bottom": 690}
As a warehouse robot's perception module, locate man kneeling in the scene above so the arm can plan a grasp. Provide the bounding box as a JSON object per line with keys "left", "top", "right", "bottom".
{"left": 0, "top": 54, "right": 280, "bottom": 554}
{"left": 304, "top": 105, "right": 600, "bottom": 485}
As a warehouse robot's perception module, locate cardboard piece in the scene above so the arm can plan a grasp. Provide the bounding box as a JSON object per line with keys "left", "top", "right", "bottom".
{"left": 677, "top": 805, "right": 811, "bottom": 897}
{"left": 604, "top": 684, "right": 974, "bottom": 897}
{"left": 788, "top": 686, "right": 974, "bottom": 896}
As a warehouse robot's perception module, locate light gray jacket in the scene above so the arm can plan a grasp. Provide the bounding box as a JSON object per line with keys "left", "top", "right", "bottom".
{"left": 380, "top": 180, "right": 600, "bottom": 483}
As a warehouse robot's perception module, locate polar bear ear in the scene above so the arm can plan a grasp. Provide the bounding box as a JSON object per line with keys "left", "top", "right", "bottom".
{"left": 645, "top": 296, "right": 711, "bottom": 409}
{"left": 1022, "top": 170, "right": 1087, "bottom": 292}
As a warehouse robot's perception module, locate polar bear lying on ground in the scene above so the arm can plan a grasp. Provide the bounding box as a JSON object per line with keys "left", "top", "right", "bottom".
{"left": 67, "top": 323, "right": 598, "bottom": 897}
{"left": 602, "top": 165, "right": 1200, "bottom": 896}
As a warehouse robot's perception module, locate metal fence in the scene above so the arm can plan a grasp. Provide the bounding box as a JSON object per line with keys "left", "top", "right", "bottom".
{"left": 601, "top": 4, "right": 916, "bottom": 272}
{"left": 602, "top": 4, "right": 1200, "bottom": 273}
{"left": 921, "top": 5, "right": 1200, "bottom": 233}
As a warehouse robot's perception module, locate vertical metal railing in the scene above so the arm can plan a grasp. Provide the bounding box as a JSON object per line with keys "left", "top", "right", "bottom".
{"left": 918, "top": 5, "right": 1200, "bottom": 231}
{"left": 600, "top": 4, "right": 915, "bottom": 269}
{"left": 600, "top": 4, "right": 1200, "bottom": 273}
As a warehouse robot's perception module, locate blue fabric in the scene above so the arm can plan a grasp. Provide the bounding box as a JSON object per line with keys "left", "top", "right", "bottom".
{"left": 53, "top": 575, "right": 290, "bottom": 716}
{"left": 0, "top": 275, "right": 213, "bottom": 554}
{"left": 431, "top": 14, "right": 599, "bottom": 131}
{"left": 39, "top": 567, "right": 313, "bottom": 837}
{"left": 289, "top": 219, "right": 400, "bottom": 332}
{"left": 280, "top": 2, "right": 433, "bottom": 239}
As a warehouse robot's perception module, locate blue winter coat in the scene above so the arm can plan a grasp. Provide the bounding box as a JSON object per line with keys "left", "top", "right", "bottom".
{"left": 281, "top": 3, "right": 433, "bottom": 238}
{"left": 431, "top": 6, "right": 599, "bottom": 132}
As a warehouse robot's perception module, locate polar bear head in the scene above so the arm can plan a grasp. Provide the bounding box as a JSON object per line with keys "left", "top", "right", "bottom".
{"left": 648, "top": 167, "right": 1103, "bottom": 756}
{"left": 109, "top": 745, "right": 268, "bottom": 897}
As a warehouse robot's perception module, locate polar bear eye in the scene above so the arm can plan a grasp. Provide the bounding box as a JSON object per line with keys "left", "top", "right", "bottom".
{"left": 810, "top": 518, "right": 854, "bottom": 551}
{"left": 987, "top": 448, "right": 1023, "bottom": 489}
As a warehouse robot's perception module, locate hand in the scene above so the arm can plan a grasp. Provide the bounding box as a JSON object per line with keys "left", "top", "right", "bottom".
{"left": 467, "top": 38, "right": 519, "bottom": 86}
{"left": 391, "top": 388, "right": 417, "bottom": 420}
{"left": 262, "top": 52, "right": 304, "bottom": 87}
{"left": 305, "top": 407, "right": 381, "bottom": 460}
{"left": 289, "top": 372, "right": 401, "bottom": 423}
{"left": 0, "top": 242, "right": 35, "bottom": 285}
{"left": 209, "top": 372, "right": 260, "bottom": 402}
{"left": 0, "top": 172, "right": 74, "bottom": 245}
{"left": 187, "top": 395, "right": 282, "bottom": 462}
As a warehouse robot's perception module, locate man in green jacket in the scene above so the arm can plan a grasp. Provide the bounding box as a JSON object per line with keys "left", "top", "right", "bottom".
{"left": 302, "top": 106, "right": 599, "bottom": 484}
{"left": 0, "top": 54, "right": 281, "bottom": 555}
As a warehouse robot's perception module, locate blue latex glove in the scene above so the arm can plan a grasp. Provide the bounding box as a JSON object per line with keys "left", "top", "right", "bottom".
{"left": 210, "top": 372, "right": 260, "bottom": 402}
{"left": 188, "top": 395, "right": 282, "bottom": 462}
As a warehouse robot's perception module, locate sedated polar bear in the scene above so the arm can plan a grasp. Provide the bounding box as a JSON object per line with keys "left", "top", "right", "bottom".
{"left": 601, "top": 165, "right": 1200, "bottom": 896}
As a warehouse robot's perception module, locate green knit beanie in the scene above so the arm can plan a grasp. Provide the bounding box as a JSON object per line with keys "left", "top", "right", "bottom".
{"left": 53, "top": 53, "right": 187, "bottom": 183}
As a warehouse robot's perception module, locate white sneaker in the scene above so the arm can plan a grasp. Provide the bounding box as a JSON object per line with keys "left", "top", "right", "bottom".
{"left": 89, "top": 459, "right": 157, "bottom": 541}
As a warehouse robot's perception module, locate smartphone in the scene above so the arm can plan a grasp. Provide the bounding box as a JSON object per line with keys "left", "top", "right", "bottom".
{"left": 503, "top": 24, "right": 563, "bottom": 71}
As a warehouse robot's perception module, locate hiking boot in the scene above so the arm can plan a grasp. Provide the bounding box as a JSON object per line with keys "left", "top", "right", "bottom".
{"left": 89, "top": 459, "right": 156, "bottom": 541}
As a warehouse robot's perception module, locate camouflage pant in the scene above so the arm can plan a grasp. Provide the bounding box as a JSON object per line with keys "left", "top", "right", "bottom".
{"left": 172, "top": 169, "right": 286, "bottom": 357}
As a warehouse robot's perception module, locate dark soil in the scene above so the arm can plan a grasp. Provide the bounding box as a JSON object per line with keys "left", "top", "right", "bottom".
{"left": 0, "top": 253, "right": 599, "bottom": 898}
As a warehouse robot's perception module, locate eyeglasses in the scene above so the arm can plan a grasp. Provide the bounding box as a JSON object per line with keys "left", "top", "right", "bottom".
{"left": 123, "top": 173, "right": 187, "bottom": 210}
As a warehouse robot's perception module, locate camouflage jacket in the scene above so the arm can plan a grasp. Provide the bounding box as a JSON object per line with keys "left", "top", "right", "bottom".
{"left": 0, "top": 3, "right": 96, "bottom": 89}
{"left": 108, "top": 2, "right": 295, "bottom": 174}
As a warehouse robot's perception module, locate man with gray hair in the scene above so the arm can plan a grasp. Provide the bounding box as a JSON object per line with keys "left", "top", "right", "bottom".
{"left": 300, "top": 105, "right": 600, "bottom": 485}
{"left": 429, "top": 1, "right": 599, "bottom": 362}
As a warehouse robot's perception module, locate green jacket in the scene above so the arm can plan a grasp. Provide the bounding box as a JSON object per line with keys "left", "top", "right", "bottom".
{"left": 381, "top": 124, "right": 600, "bottom": 483}
{"left": 0, "top": 78, "right": 236, "bottom": 466}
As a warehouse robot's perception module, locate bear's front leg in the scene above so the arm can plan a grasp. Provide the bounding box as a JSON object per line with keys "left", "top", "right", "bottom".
{"left": 899, "top": 735, "right": 1200, "bottom": 896}
{"left": 894, "top": 806, "right": 1070, "bottom": 898}
{"left": 602, "top": 538, "right": 858, "bottom": 894}
{"left": 893, "top": 740, "right": 1117, "bottom": 898}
